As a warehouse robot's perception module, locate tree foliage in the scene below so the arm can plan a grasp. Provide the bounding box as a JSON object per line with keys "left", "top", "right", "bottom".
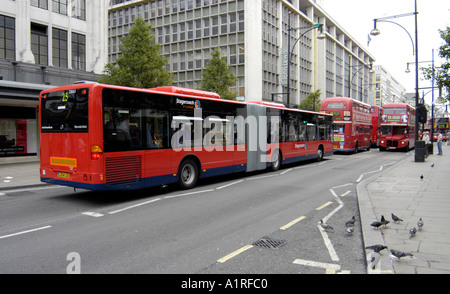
{"left": 98, "top": 18, "right": 173, "bottom": 88}
{"left": 298, "top": 90, "right": 322, "bottom": 112}
{"left": 201, "top": 48, "right": 237, "bottom": 100}
{"left": 422, "top": 26, "right": 450, "bottom": 102}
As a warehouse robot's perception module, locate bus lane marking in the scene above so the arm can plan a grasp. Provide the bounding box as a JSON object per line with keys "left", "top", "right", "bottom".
{"left": 0, "top": 226, "right": 52, "bottom": 240}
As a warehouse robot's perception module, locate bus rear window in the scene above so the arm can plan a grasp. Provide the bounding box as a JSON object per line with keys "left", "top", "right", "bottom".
{"left": 41, "top": 88, "right": 89, "bottom": 133}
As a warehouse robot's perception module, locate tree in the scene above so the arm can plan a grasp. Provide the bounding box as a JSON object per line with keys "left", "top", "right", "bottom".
{"left": 422, "top": 26, "right": 450, "bottom": 102}
{"left": 201, "top": 48, "right": 237, "bottom": 100}
{"left": 298, "top": 90, "right": 322, "bottom": 112}
{"left": 98, "top": 18, "right": 173, "bottom": 88}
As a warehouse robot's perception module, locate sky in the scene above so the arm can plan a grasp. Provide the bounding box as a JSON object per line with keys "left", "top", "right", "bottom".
{"left": 319, "top": 0, "right": 450, "bottom": 102}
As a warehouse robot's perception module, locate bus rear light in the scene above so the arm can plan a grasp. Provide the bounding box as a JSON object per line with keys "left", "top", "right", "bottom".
{"left": 91, "top": 145, "right": 103, "bottom": 160}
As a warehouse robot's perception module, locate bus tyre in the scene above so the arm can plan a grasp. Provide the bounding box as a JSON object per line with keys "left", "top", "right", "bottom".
{"left": 178, "top": 159, "right": 198, "bottom": 189}
{"left": 271, "top": 150, "right": 281, "bottom": 171}
{"left": 316, "top": 147, "right": 324, "bottom": 162}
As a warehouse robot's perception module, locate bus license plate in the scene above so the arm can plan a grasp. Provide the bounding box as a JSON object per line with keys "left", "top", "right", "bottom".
{"left": 57, "top": 172, "right": 71, "bottom": 179}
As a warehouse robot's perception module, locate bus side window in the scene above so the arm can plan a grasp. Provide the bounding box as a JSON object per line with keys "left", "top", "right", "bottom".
{"left": 145, "top": 110, "right": 168, "bottom": 149}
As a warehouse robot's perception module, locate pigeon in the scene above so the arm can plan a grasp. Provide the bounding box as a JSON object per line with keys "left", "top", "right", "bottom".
{"left": 346, "top": 227, "right": 354, "bottom": 235}
{"left": 319, "top": 219, "right": 333, "bottom": 231}
{"left": 380, "top": 215, "right": 390, "bottom": 227}
{"left": 365, "top": 244, "right": 388, "bottom": 253}
{"left": 409, "top": 227, "right": 417, "bottom": 239}
{"left": 420, "top": 175, "right": 424, "bottom": 180}
{"left": 367, "top": 252, "right": 380, "bottom": 270}
{"left": 417, "top": 218, "right": 424, "bottom": 230}
{"left": 390, "top": 249, "right": 414, "bottom": 260}
{"left": 431, "top": 164, "right": 435, "bottom": 167}
{"left": 370, "top": 221, "right": 384, "bottom": 229}
{"left": 345, "top": 216, "right": 356, "bottom": 227}
{"left": 391, "top": 213, "right": 403, "bottom": 223}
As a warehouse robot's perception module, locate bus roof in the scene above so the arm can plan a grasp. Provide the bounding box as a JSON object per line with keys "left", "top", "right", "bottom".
{"left": 322, "top": 97, "right": 371, "bottom": 108}
{"left": 382, "top": 103, "right": 414, "bottom": 109}
{"left": 150, "top": 86, "right": 221, "bottom": 99}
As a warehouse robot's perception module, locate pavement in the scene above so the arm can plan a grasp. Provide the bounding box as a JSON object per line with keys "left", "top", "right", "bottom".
{"left": 1, "top": 143, "right": 450, "bottom": 274}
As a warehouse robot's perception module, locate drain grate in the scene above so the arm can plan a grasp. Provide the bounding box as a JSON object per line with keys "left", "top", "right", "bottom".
{"left": 252, "top": 237, "right": 286, "bottom": 249}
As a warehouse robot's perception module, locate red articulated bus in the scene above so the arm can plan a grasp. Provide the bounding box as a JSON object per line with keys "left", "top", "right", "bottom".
{"left": 379, "top": 103, "right": 416, "bottom": 151}
{"left": 370, "top": 106, "right": 381, "bottom": 148}
{"left": 39, "top": 83, "right": 333, "bottom": 191}
{"left": 320, "top": 97, "right": 371, "bottom": 153}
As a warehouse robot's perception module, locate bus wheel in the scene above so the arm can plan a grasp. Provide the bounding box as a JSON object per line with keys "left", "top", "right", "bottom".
{"left": 271, "top": 149, "right": 281, "bottom": 171}
{"left": 316, "top": 147, "right": 324, "bottom": 162}
{"left": 178, "top": 159, "right": 198, "bottom": 189}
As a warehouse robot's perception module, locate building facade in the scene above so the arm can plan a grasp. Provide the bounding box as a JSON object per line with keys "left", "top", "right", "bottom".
{"left": 108, "top": 0, "right": 375, "bottom": 107}
{"left": 374, "top": 65, "right": 407, "bottom": 106}
{"left": 0, "top": 0, "right": 108, "bottom": 162}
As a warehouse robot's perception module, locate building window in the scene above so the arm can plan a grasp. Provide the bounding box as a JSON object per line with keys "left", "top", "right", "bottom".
{"left": 31, "top": 23, "right": 48, "bottom": 65}
{"left": 0, "top": 15, "right": 15, "bottom": 60}
{"left": 72, "top": 32, "right": 86, "bottom": 71}
{"left": 72, "top": 0, "right": 86, "bottom": 21}
{"left": 52, "top": 0, "right": 68, "bottom": 15}
{"left": 0, "top": 106, "right": 38, "bottom": 157}
{"left": 52, "top": 28, "right": 68, "bottom": 68}
{"left": 31, "top": 0, "right": 48, "bottom": 10}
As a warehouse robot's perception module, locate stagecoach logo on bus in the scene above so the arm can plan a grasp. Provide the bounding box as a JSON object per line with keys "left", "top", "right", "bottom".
{"left": 171, "top": 108, "right": 280, "bottom": 162}
{"left": 176, "top": 98, "right": 201, "bottom": 110}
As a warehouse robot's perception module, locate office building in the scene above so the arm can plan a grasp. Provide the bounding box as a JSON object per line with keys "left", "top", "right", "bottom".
{"left": 374, "top": 65, "right": 407, "bottom": 106}
{"left": 0, "top": 0, "right": 108, "bottom": 162}
{"left": 108, "top": 0, "right": 375, "bottom": 106}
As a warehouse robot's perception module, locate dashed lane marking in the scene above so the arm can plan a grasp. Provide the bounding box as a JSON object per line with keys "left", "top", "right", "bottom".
{"left": 217, "top": 245, "right": 254, "bottom": 263}
{"left": 280, "top": 216, "right": 306, "bottom": 230}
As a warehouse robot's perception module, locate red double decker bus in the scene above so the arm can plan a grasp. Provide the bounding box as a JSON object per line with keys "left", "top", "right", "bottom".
{"left": 433, "top": 117, "right": 449, "bottom": 142}
{"left": 379, "top": 103, "right": 416, "bottom": 151}
{"left": 39, "top": 83, "right": 333, "bottom": 191}
{"left": 371, "top": 105, "right": 382, "bottom": 148}
{"left": 320, "top": 97, "right": 371, "bottom": 153}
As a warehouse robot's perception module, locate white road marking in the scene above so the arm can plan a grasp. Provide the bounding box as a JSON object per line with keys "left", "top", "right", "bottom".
{"left": 163, "top": 189, "right": 215, "bottom": 199}
{"left": 0, "top": 226, "right": 52, "bottom": 240}
{"left": 216, "top": 180, "right": 244, "bottom": 190}
{"left": 293, "top": 258, "right": 340, "bottom": 270}
{"left": 108, "top": 198, "right": 162, "bottom": 215}
{"left": 318, "top": 225, "right": 340, "bottom": 262}
{"left": 82, "top": 212, "right": 104, "bottom": 217}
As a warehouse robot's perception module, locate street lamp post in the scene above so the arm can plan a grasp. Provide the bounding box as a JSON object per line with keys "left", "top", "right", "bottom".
{"left": 370, "top": 0, "right": 421, "bottom": 161}
{"left": 285, "top": 12, "right": 325, "bottom": 108}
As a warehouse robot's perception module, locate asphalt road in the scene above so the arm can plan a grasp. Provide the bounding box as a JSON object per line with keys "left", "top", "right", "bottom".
{"left": 0, "top": 149, "right": 410, "bottom": 275}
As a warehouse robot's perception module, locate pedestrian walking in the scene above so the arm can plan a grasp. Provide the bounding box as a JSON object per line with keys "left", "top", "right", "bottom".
{"left": 437, "top": 132, "right": 443, "bottom": 155}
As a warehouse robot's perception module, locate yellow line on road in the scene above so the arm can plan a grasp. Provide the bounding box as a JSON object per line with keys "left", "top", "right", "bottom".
{"left": 217, "top": 245, "right": 254, "bottom": 263}
{"left": 280, "top": 216, "right": 306, "bottom": 230}
{"left": 315, "top": 201, "right": 333, "bottom": 211}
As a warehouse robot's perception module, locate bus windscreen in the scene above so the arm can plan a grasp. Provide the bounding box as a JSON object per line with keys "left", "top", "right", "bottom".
{"left": 41, "top": 88, "right": 89, "bottom": 133}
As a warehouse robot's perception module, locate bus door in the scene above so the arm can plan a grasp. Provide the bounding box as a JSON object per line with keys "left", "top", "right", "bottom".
{"left": 333, "top": 123, "right": 346, "bottom": 150}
